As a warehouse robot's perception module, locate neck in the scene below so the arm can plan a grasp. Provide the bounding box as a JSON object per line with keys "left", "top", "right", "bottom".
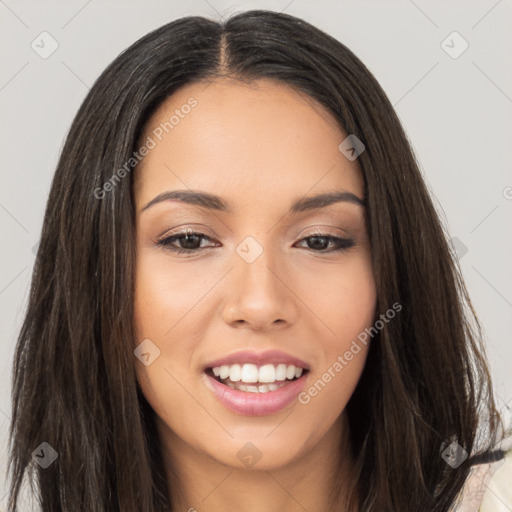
{"left": 159, "top": 412, "right": 356, "bottom": 512}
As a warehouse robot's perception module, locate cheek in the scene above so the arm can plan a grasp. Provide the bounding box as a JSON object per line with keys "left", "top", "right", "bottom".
{"left": 133, "top": 249, "right": 212, "bottom": 341}
{"left": 132, "top": 253, "right": 225, "bottom": 413}
{"left": 132, "top": 261, "right": 208, "bottom": 444}
{"left": 132, "top": 255, "right": 185, "bottom": 412}
{"left": 307, "top": 251, "right": 377, "bottom": 345}
{"left": 296, "top": 253, "right": 376, "bottom": 422}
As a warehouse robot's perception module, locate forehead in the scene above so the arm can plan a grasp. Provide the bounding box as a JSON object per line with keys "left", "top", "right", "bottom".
{"left": 134, "top": 78, "right": 364, "bottom": 210}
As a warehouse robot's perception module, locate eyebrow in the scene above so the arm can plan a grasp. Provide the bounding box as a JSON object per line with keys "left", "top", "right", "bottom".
{"left": 140, "top": 189, "right": 365, "bottom": 214}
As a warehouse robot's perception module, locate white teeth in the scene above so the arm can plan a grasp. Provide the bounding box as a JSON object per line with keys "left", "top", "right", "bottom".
{"left": 258, "top": 364, "right": 276, "bottom": 383}
{"left": 210, "top": 362, "right": 306, "bottom": 386}
{"left": 219, "top": 365, "right": 230, "bottom": 379}
{"left": 241, "top": 364, "right": 259, "bottom": 383}
{"left": 275, "top": 364, "right": 287, "bottom": 381}
{"left": 229, "top": 364, "right": 242, "bottom": 382}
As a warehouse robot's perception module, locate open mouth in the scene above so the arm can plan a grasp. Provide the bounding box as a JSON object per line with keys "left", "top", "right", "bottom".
{"left": 205, "top": 363, "right": 309, "bottom": 394}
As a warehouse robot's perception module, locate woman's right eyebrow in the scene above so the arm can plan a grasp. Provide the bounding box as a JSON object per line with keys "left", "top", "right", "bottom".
{"left": 140, "top": 189, "right": 366, "bottom": 214}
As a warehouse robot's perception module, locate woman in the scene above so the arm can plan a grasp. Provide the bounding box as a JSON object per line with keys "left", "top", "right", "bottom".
{"left": 7, "top": 10, "right": 509, "bottom": 512}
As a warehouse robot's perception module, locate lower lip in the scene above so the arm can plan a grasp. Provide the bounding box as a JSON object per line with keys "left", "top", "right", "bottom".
{"left": 203, "top": 372, "right": 308, "bottom": 416}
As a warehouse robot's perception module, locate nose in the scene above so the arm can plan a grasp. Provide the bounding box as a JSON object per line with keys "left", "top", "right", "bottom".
{"left": 221, "top": 241, "right": 298, "bottom": 331}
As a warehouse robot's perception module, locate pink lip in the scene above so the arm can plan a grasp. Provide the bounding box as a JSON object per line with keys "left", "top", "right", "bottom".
{"left": 203, "top": 349, "right": 310, "bottom": 371}
{"left": 203, "top": 371, "right": 308, "bottom": 416}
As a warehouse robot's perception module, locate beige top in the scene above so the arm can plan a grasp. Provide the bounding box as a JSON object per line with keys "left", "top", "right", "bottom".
{"left": 450, "top": 449, "right": 512, "bottom": 512}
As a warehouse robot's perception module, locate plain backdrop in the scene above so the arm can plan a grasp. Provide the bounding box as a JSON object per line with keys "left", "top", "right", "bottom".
{"left": 1, "top": 0, "right": 511, "bottom": 507}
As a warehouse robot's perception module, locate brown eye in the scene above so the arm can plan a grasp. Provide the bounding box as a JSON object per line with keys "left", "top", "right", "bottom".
{"left": 295, "top": 234, "right": 355, "bottom": 253}
{"left": 156, "top": 230, "right": 217, "bottom": 254}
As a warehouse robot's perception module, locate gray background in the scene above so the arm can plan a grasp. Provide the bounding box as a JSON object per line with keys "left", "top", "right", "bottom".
{"left": 1, "top": 0, "right": 511, "bottom": 507}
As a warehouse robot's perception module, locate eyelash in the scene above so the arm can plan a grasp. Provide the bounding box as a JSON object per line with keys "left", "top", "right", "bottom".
{"left": 155, "top": 229, "right": 355, "bottom": 255}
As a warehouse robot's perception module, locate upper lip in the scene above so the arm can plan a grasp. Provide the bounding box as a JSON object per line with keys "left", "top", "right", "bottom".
{"left": 204, "top": 349, "right": 310, "bottom": 371}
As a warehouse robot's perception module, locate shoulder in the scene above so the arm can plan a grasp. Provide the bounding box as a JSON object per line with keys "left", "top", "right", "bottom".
{"left": 450, "top": 447, "right": 512, "bottom": 512}
{"left": 479, "top": 448, "right": 512, "bottom": 512}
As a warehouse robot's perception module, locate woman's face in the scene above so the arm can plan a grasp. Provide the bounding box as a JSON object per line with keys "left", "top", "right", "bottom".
{"left": 133, "top": 77, "right": 376, "bottom": 471}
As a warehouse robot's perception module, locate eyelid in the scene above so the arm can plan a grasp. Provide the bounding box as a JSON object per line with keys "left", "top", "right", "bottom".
{"left": 302, "top": 226, "right": 350, "bottom": 237}
{"left": 154, "top": 224, "right": 216, "bottom": 242}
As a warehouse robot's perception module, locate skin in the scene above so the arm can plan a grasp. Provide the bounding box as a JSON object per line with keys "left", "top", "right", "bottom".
{"left": 133, "top": 77, "right": 377, "bottom": 512}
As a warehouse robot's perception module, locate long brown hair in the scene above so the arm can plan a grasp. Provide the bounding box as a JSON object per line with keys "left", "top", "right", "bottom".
{"left": 8, "top": 10, "right": 504, "bottom": 511}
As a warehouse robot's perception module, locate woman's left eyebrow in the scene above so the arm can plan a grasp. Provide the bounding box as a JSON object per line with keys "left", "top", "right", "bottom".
{"left": 140, "top": 189, "right": 365, "bottom": 214}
